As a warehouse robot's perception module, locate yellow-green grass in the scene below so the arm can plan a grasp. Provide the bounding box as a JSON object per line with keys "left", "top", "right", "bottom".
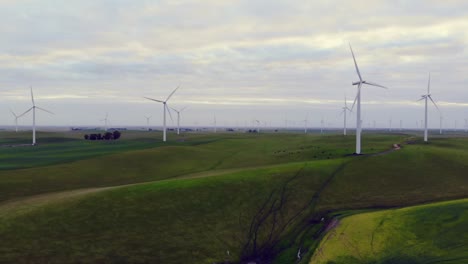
{"left": 310, "top": 198, "right": 468, "bottom": 263}
{"left": 0, "top": 159, "right": 342, "bottom": 264}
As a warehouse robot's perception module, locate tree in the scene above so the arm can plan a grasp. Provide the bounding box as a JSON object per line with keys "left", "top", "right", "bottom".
{"left": 103, "top": 132, "right": 113, "bottom": 140}
{"left": 84, "top": 134, "right": 89, "bottom": 140}
{"left": 113, "top": 130, "right": 121, "bottom": 140}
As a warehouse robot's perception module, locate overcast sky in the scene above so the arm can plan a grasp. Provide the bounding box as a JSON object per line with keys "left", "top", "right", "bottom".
{"left": 1, "top": 0, "right": 467, "bottom": 129}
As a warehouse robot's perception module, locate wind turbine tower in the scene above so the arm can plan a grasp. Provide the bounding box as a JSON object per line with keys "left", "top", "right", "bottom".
{"left": 144, "top": 86, "right": 179, "bottom": 142}
{"left": 303, "top": 115, "right": 309, "bottom": 134}
{"left": 170, "top": 107, "right": 187, "bottom": 135}
{"left": 10, "top": 109, "right": 20, "bottom": 132}
{"left": 349, "top": 44, "right": 388, "bottom": 154}
{"left": 341, "top": 97, "right": 351, "bottom": 135}
{"left": 101, "top": 113, "right": 109, "bottom": 131}
{"left": 417, "top": 74, "right": 440, "bottom": 142}
{"left": 18, "top": 87, "right": 54, "bottom": 145}
{"left": 440, "top": 115, "right": 443, "bottom": 134}
{"left": 144, "top": 116, "right": 151, "bottom": 131}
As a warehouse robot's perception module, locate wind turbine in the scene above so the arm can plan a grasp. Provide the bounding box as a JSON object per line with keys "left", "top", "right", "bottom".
{"left": 464, "top": 118, "right": 468, "bottom": 133}
{"left": 417, "top": 74, "right": 440, "bottom": 142}
{"left": 439, "top": 115, "right": 443, "bottom": 134}
{"left": 340, "top": 96, "right": 351, "bottom": 135}
{"left": 144, "top": 116, "right": 151, "bottom": 131}
{"left": 320, "top": 117, "right": 324, "bottom": 134}
{"left": 213, "top": 114, "right": 217, "bottom": 133}
{"left": 101, "top": 113, "right": 109, "bottom": 131}
{"left": 9, "top": 109, "right": 20, "bottom": 132}
{"left": 170, "top": 106, "right": 187, "bottom": 135}
{"left": 349, "top": 44, "right": 388, "bottom": 154}
{"left": 144, "top": 86, "right": 178, "bottom": 142}
{"left": 254, "top": 119, "right": 260, "bottom": 133}
{"left": 18, "top": 86, "right": 54, "bottom": 145}
{"left": 303, "top": 115, "right": 309, "bottom": 134}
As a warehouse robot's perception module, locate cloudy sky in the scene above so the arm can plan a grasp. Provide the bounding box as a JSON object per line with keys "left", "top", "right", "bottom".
{"left": 1, "top": 0, "right": 467, "bottom": 129}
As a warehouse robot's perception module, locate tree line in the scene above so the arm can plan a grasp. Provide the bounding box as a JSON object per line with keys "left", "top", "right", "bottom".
{"left": 84, "top": 131, "right": 121, "bottom": 141}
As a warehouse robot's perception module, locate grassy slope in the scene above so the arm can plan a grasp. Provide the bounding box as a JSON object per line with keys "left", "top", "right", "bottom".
{"left": 310, "top": 198, "right": 468, "bottom": 264}
{"left": 0, "top": 159, "right": 342, "bottom": 264}
{"left": 2, "top": 132, "right": 468, "bottom": 263}
{"left": 0, "top": 133, "right": 404, "bottom": 202}
{"left": 317, "top": 138, "right": 468, "bottom": 211}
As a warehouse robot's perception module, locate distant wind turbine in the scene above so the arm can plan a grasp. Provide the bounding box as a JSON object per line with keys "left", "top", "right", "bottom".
{"left": 170, "top": 106, "right": 187, "bottom": 135}
{"left": 144, "top": 86, "right": 179, "bottom": 142}
{"left": 18, "top": 86, "right": 54, "bottom": 145}
{"left": 303, "top": 115, "right": 309, "bottom": 134}
{"left": 144, "top": 116, "right": 151, "bottom": 131}
{"left": 439, "top": 115, "right": 443, "bottom": 134}
{"left": 101, "top": 113, "right": 109, "bottom": 131}
{"left": 340, "top": 96, "right": 351, "bottom": 135}
{"left": 213, "top": 114, "right": 217, "bottom": 133}
{"left": 9, "top": 109, "right": 20, "bottom": 132}
{"left": 349, "top": 44, "right": 388, "bottom": 154}
{"left": 320, "top": 117, "right": 324, "bottom": 134}
{"left": 417, "top": 74, "right": 440, "bottom": 142}
{"left": 254, "top": 119, "right": 260, "bottom": 133}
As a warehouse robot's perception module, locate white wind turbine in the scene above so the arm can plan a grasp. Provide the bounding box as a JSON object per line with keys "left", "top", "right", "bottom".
{"left": 18, "top": 87, "right": 54, "bottom": 145}
{"left": 144, "top": 116, "right": 151, "bottom": 131}
{"left": 170, "top": 106, "right": 187, "bottom": 135}
{"left": 340, "top": 96, "right": 352, "bottom": 135}
{"left": 320, "top": 117, "right": 324, "bottom": 134}
{"left": 9, "top": 109, "right": 20, "bottom": 132}
{"left": 213, "top": 114, "right": 217, "bottom": 133}
{"left": 254, "top": 119, "right": 260, "bottom": 133}
{"left": 303, "top": 115, "right": 309, "bottom": 134}
{"left": 349, "top": 44, "right": 388, "bottom": 154}
{"left": 101, "top": 113, "right": 109, "bottom": 131}
{"left": 417, "top": 74, "right": 440, "bottom": 142}
{"left": 144, "top": 86, "right": 178, "bottom": 142}
{"left": 439, "top": 115, "right": 443, "bottom": 134}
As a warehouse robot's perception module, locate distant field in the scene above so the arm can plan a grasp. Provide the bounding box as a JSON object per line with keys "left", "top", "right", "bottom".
{"left": 310, "top": 198, "right": 468, "bottom": 263}
{"left": 0, "top": 130, "right": 467, "bottom": 263}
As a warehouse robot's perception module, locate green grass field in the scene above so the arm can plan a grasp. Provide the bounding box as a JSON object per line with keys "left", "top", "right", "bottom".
{"left": 310, "top": 198, "right": 468, "bottom": 263}
{"left": 1, "top": 130, "right": 468, "bottom": 263}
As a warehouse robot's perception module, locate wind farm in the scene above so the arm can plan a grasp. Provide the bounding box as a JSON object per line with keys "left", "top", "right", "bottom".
{"left": 1, "top": 1, "right": 468, "bottom": 264}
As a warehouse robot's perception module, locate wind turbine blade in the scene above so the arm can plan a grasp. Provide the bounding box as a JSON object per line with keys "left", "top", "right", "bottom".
{"left": 166, "top": 104, "right": 174, "bottom": 122}
{"left": 36, "top": 106, "right": 54, "bottom": 115}
{"left": 9, "top": 109, "right": 18, "bottom": 118}
{"left": 30, "top": 86, "right": 35, "bottom": 106}
{"left": 165, "top": 86, "right": 179, "bottom": 102}
{"left": 428, "top": 95, "right": 440, "bottom": 112}
{"left": 350, "top": 84, "right": 361, "bottom": 112}
{"left": 144, "top": 97, "right": 164, "bottom": 103}
{"left": 18, "top": 107, "right": 33, "bottom": 118}
{"left": 180, "top": 106, "right": 188, "bottom": 112}
{"left": 416, "top": 96, "right": 425, "bottom": 102}
{"left": 364, "top": 81, "right": 388, "bottom": 89}
{"left": 169, "top": 106, "right": 178, "bottom": 113}
{"left": 349, "top": 43, "right": 362, "bottom": 81}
